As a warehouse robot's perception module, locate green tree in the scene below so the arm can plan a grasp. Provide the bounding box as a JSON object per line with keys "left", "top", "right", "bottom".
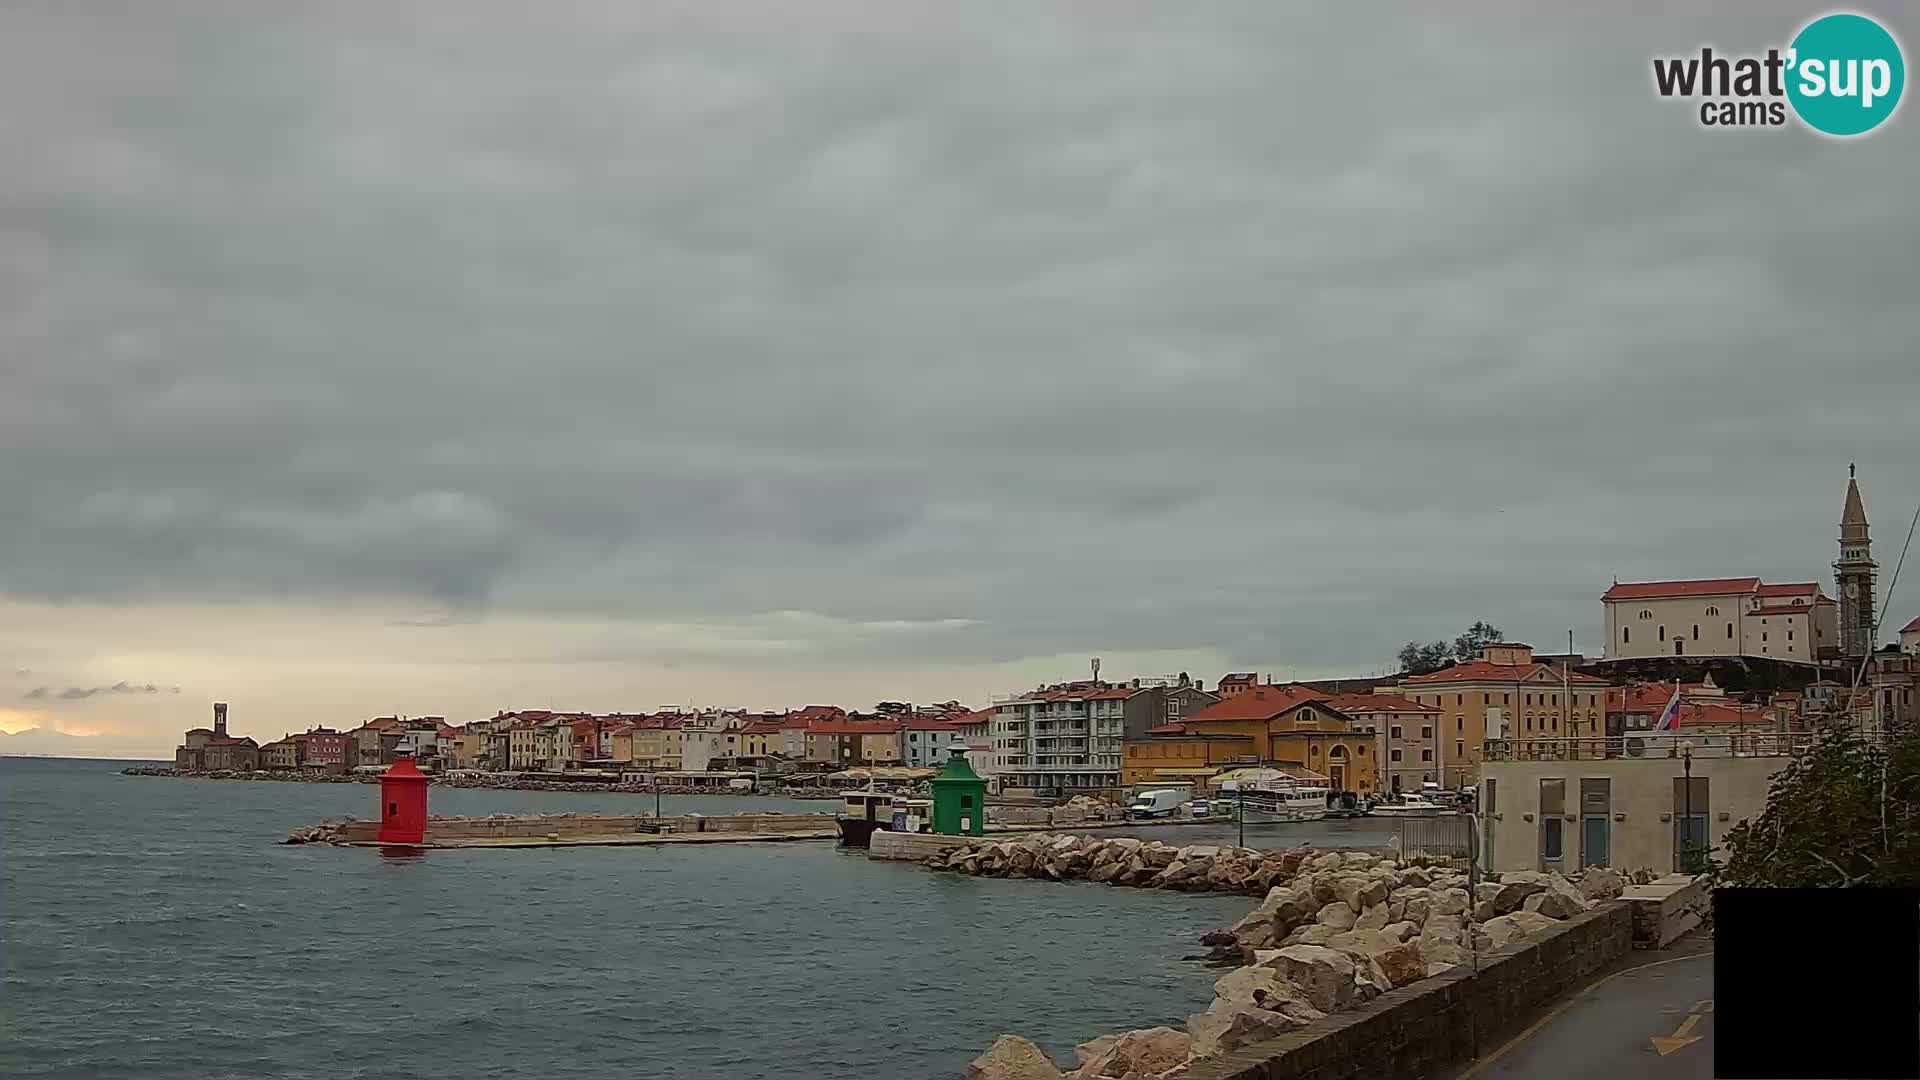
{"left": 1397, "top": 640, "right": 1454, "bottom": 676}
{"left": 1712, "top": 723, "right": 1920, "bottom": 887}
{"left": 1451, "top": 620, "right": 1505, "bottom": 661}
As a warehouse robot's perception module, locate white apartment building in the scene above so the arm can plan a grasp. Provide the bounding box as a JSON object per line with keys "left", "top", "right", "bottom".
{"left": 1602, "top": 577, "right": 1837, "bottom": 663}
{"left": 989, "top": 683, "right": 1130, "bottom": 795}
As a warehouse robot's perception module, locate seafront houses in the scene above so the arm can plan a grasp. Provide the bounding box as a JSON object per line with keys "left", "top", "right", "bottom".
{"left": 1602, "top": 577, "right": 1838, "bottom": 663}
{"left": 1389, "top": 643, "right": 1609, "bottom": 790}
{"left": 804, "top": 718, "right": 907, "bottom": 766}
{"left": 1122, "top": 684, "right": 1379, "bottom": 796}
{"left": 899, "top": 716, "right": 965, "bottom": 768}
{"left": 988, "top": 682, "right": 1132, "bottom": 796}
{"left": 1318, "top": 692, "right": 1442, "bottom": 794}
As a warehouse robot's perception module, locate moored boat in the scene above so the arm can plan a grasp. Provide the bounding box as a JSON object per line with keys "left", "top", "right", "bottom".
{"left": 836, "top": 788, "right": 897, "bottom": 847}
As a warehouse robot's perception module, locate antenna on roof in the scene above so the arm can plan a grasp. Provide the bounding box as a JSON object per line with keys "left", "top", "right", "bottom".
{"left": 1091, "top": 657, "right": 1101, "bottom": 684}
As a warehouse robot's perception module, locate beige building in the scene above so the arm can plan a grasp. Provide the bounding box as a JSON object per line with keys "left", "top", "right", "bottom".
{"left": 1602, "top": 577, "right": 1837, "bottom": 662}
{"left": 1479, "top": 735, "right": 1804, "bottom": 875}
{"left": 1392, "top": 643, "right": 1609, "bottom": 788}
{"left": 1902, "top": 615, "right": 1920, "bottom": 656}
{"left": 1323, "top": 693, "right": 1441, "bottom": 793}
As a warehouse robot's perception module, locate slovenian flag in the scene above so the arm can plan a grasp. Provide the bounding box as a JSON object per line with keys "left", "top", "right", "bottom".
{"left": 1655, "top": 687, "right": 1683, "bottom": 732}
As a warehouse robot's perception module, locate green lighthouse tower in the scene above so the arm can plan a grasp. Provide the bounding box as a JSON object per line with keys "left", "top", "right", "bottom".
{"left": 929, "top": 743, "right": 987, "bottom": 836}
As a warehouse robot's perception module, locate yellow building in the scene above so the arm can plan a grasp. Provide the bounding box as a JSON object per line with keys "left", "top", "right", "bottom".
{"left": 629, "top": 720, "right": 685, "bottom": 771}
{"left": 1391, "top": 643, "right": 1610, "bottom": 789}
{"left": 1127, "top": 685, "right": 1380, "bottom": 795}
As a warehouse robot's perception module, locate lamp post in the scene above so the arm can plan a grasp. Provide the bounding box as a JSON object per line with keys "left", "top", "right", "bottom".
{"left": 1680, "top": 740, "right": 1696, "bottom": 873}
{"left": 1237, "top": 782, "right": 1245, "bottom": 849}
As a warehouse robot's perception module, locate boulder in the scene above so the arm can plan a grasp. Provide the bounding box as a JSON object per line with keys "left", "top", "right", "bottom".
{"left": 1143, "top": 845, "right": 1178, "bottom": 868}
{"left": 1258, "top": 944, "right": 1356, "bottom": 1014}
{"left": 1396, "top": 867, "right": 1433, "bottom": 888}
{"left": 1315, "top": 902, "right": 1357, "bottom": 930}
{"left": 1522, "top": 877, "right": 1587, "bottom": 920}
{"left": 1386, "top": 899, "right": 1406, "bottom": 923}
{"left": 1579, "top": 867, "right": 1626, "bottom": 901}
{"left": 967, "top": 1035, "right": 1064, "bottom": 1080}
{"left": 1431, "top": 888, "right": 1470, "bottom": 916}
{"left": 1226, "top": 909, "right": 1277, "bottom": 951}
{"left": 1489, "top": 879, "right": 1547, "bottom": 914}
{"left": 1380, "top": 921, "right": 1418, "bottom": 943}
{"left": 1259, "top": 886, "right": 1311, "bottom": 922}
{"left": 1088, "top": 860, "right": 1128, "bottom": 884}
{"left": 1179, "top": 845, "right": 1223, "bottom": 861}
{"left": 1420, "top": 937, "right": 1471, "bottom": 968}
{"left": 1335, "top": 874, "right": 1391, "bottom": 913}
{"left": 1311, "top": 851, "right": 1344, "bottom": 871}
{"left": 1073, "top": 1035, "right": 1119, "bottom": 1070}
{"left": 1375, "top": 940, "right": 1426, "bottom": 988}
{"left": 1186, "top": 1004, "right": 1300, "bottom": 1058}
{"left": 1350, "top": 953, "right": 1394, "bottom": 1000}
{"left": 1073, "top": 1026, "right": 1192, "bottom": 1080}
{"left": 1353, "top": 903, "right": 1389, "bottom": 932}
{"left": 1481, "top": 911, "right": 1561, "bottom": 949}
{"left": 1283, "top": 923, "right": 1339, "bottom": 947}
{"left": 1471, "top": 901, "right": 1498, "bottom": 923}
{"left": 1400, "top": 895, "right": 1431, "bottom": 926}
{"left": 1149, "top": 860, "right": 1190, "bottom": 888}
{"left": 1426, "top": 962, "right": 1458, "bottom": 979}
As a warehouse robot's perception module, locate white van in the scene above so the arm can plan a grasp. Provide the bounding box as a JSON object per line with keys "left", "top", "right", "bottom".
{"left": 1127, "top": 789, "right": 1185, "bottom": 819}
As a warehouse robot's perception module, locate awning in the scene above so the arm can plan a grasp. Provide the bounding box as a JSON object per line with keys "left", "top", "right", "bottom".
{"left": 1149, "top": 767, "right": 1222, "bottom": 777}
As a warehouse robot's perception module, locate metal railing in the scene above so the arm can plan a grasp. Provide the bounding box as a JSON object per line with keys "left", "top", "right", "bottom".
{"left": 1387, "top": 815, "right": 1476, "bottom": 860}
{"left": 1483, "top": 732, "right": 1832, "bottom": 761}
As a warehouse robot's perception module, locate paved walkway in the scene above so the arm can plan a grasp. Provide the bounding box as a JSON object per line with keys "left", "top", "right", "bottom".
{"left": 1454, "top": 938, "right": 1715, "bottom": 1080}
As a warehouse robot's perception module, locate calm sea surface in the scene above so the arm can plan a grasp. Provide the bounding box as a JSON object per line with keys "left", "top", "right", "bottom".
{"left": 1, "top": 757, "right": 1396, "bottom": 1079}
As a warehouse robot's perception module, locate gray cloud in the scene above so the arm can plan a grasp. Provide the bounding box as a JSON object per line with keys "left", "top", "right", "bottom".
{"left": 1, "top": 4, "right": 1916, "bottom": 677}
{"left": 26, "top": 681, "right": 182, "bottom": 701}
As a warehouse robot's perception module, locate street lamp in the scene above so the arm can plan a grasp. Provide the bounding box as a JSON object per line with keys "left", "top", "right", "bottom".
{"left": 1680, "top": 740, "right": 1696, "bottom": 873}
{"left": 1237, "top": 782, "right": 1245, "bottom": 849}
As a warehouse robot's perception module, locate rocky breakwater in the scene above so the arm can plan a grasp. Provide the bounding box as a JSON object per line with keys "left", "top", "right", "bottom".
{"left": 949, "top": 836, "right": 1630, "bottom": 1080}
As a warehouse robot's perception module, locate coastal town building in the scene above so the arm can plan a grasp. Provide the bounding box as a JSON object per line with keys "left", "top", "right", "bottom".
{"left": 292, "top": 727, "right": 351, "bottom": 773}
{"left": 1125, "top": 684, "right": 1379, "bottom": 795}
{"left": 989, "top": 681, "right": 1133, "bottom": 796}
{"left": 260, "top": 738, "right": 299, "bottom": 770}
{"left": 1390, "top": 643, "right": 1609, "bottom": 789}
{"left": 1216, "top": 673, "right": 1258, "bottom": 698}
{"left": 1479, "top": 729, "right": 1811, "bottom": 875}
{"left": 1836, "top": 468, "right": 1878, "bottom": 662}
{"left": 1901, "top": 615, "right": 1920, "bottom": 656}
{"left": 1602, "top": 578, "right": 1837, "bottom": 663}
{"left": 900, "top": 717, "right": 964, "bottom": 768}
{"left": 1320, "top": 692, "right": 1442, "bottom": 793}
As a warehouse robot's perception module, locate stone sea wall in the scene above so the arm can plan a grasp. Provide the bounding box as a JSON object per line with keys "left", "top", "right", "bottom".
{"left": 939, "top": 835, "right": 1631, "bottom": 1080}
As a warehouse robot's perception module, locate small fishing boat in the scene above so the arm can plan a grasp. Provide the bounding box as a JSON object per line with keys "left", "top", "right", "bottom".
{"left": 836, "top": 787, "right": 897, "bottom": 847}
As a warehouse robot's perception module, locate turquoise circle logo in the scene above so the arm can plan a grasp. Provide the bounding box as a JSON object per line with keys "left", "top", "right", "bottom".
{"left": 1787, "top": 13, "right": 1905, "bottom": 135}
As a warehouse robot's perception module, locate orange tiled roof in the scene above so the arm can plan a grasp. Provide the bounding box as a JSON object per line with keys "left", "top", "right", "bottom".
{"left": 1603, "top": 577, "right": 1761, "bottom": 601}
{"left": 1756, "top": 582, "right": 1821, "bottom": 597}
{"left": 738, "top": 721, "right": 784, "bottom": 735}
{"left": 1183, "top": 684, "right": 1329, "bottom": 722}
{"left": 1320, "top": 692, "right": 1439, "bottom": 715}
{"left": 1401, "top": 660, "right": 1608, "bottom": 686}
{"left": 807, "top": 719, "right": 904, "bottom": 736}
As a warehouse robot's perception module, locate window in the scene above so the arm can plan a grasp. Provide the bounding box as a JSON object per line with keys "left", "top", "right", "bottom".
{"left": 1788, "top": 630, "right": 1794, "bottom": 641}
{"left": 1456, "top": 740, "right": 1465, "bottom": 759}
{"left": 1421, "top": 749, "right": 1433, "bottom": 761}
{"left": 1692, "top": 624, "right": 1699, "bottom": 640}
{"left": 1658, "top": 625, "right": 1666, "bottom": 641}
{"left": 1525, "top": 693, "right": 1533, "bottom": 706}
{"left": 1623, "top": 627, "right": 1630, "bottom": 643}
{"left": 1421, "top": 725, "right": 1433, "bottom": 739}
{"left": 1503, "top": 694, "right": 1511, "bottom": 705}
{"left": 1391, "top": 748, "right": 1402, "bottom": 762}
{"left": 1456, "top": 694, "right": 1464, "bottom": 706}
{"left": 1483, "top": 693, "right": 1491, "bottom": 705}
{"left": 1762, "top": 632, "right": 1768, "bottom": 642}
{"left": 1706, "top": 606, "right": 1719, "bottom": 616}
{"left": 1727, "top": 622, "right": 1734, "bottom": 639}
{"left": 1456, "top": 716, "right": 1464, "bottom": 732}
{"left": 1390, "top": 725, "right": 1402, "bottom": 739}
{"left": 1639, "top": 609, "right": 1652, "bottom": 619}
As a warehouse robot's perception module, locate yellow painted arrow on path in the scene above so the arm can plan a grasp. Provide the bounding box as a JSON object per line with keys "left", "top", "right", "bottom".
{"left": 1650, "top": 1000, "right": 1712, "bottom": 1056}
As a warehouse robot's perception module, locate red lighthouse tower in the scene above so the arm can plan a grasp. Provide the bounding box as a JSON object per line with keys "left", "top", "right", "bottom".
{"left": 376, "top": 753, "right": 430, "bottom": 845}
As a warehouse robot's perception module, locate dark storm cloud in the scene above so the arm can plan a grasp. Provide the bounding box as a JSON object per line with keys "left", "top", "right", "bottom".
{"left": 26, "top": 681, "right": 181, "bottom": 701}
{"left": 1, "top": 3, "right": 1915, "bottom": 671}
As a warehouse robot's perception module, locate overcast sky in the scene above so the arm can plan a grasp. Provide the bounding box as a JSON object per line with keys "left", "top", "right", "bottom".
{"left": 3, "top": 4, "right": 1915, "bottom": 757}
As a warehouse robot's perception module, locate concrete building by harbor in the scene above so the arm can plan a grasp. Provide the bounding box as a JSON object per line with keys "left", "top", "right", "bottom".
{"left": 1478, "top": 731, "right": 1814, "bottom": 875}
{"left": 988, "top": 682, "right": 1132, "bottom": 796}
{"left": 1126, "top": 684, "right": 1380, "bottom": 795}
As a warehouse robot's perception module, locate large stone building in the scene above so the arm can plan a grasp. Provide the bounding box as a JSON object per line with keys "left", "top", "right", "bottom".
{"left": 1391, "top": 644, "right": 1610, "bottom": 789}
{"left": 1602, "top": 578, "right": 1837, "bottom": 663}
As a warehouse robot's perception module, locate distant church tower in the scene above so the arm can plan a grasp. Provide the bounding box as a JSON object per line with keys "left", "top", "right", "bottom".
{"left": 1836, "top": 465, "right": 1878, "bottom": 661}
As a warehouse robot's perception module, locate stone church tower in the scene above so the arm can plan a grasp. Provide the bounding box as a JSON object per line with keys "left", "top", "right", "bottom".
{"left": 1836, "top": 465, "right": 1878, "bottom": 661}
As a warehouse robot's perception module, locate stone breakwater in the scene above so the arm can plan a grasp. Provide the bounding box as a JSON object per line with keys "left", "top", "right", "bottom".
{"left": 119, "top": 766, "right": 838, "bottom": 798}
{"left": 926, "top": 835, "right": 1631, "bottom": 1080}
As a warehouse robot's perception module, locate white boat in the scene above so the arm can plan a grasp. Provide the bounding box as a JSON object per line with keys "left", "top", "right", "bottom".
{"left": 1220, "top": 772, "right": 1329, "bottom": 822}
{"left": 1367, "top": 796, "right": 1450, "bottom": 817}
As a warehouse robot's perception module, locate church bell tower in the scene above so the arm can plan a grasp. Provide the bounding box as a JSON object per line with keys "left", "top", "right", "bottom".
{"left": 1836, "top": 465, "right": 1877, "bottom": 661}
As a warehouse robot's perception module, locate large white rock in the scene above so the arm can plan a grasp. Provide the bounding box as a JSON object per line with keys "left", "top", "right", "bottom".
{"left": 967, "top": 1035, "right": 1063, "bottom": 1080}
{"left": 1316, "top": 901, "right": 1358, "bottom": 930}
{"left": 1578, "top": 867, "right": 1625, "bottom": 901}
{"left": 1073, "top": 1026, "right": 1192, "bottom": 1079}
{"left": 1186, "top": 1004, "right": 1301, "bottom": 1058}
{"left": 1259, "top": 944, "right": 1357, "bottom": 1013}
{"left": 1523, "top": 875, "right": 1588, "bottom": 920}
{"left": 1431, "top": 888, "right": 1470, "bottom": 916}
{"left": 1481, "top": 910, "right": 1562, "bottom": 949}
{"left": 1335, "top": 874, "right": 1390, "bottom": 913}
{"left": 1353, "top": 903, "right": 1390, "bottom": 932}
